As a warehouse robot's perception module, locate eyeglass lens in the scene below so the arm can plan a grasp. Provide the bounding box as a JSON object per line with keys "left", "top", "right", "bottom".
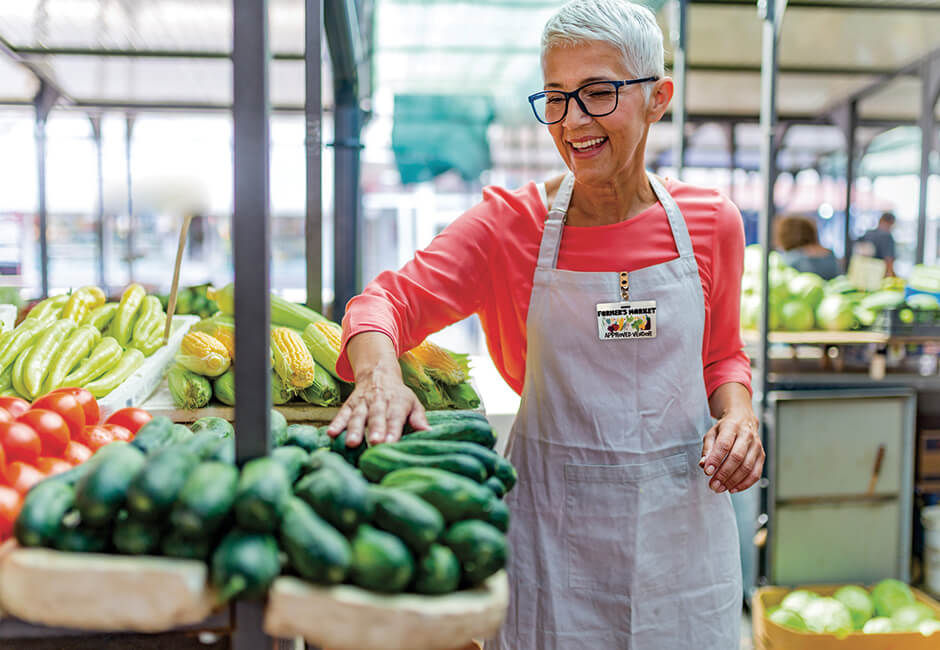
{"left": 532, "top": 81, "right": 619, "bottom": 123}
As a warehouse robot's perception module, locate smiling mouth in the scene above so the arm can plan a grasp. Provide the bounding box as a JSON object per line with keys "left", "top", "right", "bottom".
{"left": 569, "top": 137, "right": 608, "bottom": 152}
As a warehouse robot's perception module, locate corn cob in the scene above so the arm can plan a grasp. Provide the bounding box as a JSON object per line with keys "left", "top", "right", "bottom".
{"left": 271, "top": 327, "right": 317, "bottom": 390}
{"left": 409, "top": 339, "right": 470, "bottom": 386}
{"left": 23, "top": 319, "right": 77, "bottom": 398}
{"left": 299, "top": 362, "right": 341, "bottom": 406}
{"left": 167, "top": 364, "right": 213, "bottom": 409}
{"left": 192, "top": 316, "right": 236, "bottom": 360}
{"left": 0, "top": 320, "right": 44, "bottom": 369}
{"left": 63, "top": 337, "right": 123, "bottom": 387}
{"left": 25, "top": 294, "right": 68, "bottom": 323}
{"left": 175, "top": 331, "right": 231, "bottom": 377}
{"left": 61, "top": 286, "right": 106, "bottom": 323}
{"left": 84, "top": 348, "right": 145, "bottom": 398}
{"left": 42, "top": 324, "right": 102, "bottom": 393}
{"left": 271, "top": 371, "right": 293, "bottom": 405}
{"left": 110, "top": 283, "right": 147, "bottom": 346}
{"left": 83, "top": 302, "right": 119, "bottom": 331}
{"left": 443, "top": 381, "right": 481, "bottom": 409}
{"left": 399, "top": 351, "right": 447, "bottom": 409}
{"left": 208, "top": 284, "right": 328, "bottom": 330}
{"left": 301, "top": 321, "right": 344, "bottom": 380}
{"left": 212, "top": 368, "right": 293, "bottom": 406}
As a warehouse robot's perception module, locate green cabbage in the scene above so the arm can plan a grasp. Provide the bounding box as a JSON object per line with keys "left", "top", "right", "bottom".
{"left": 872, "top": 579, "right": 916, "bottom": 617}
{"left": 833, "top": 585, "right": 874, "bottom": 629}
{"left": 801, "top": 597, "right": 854, "bottom": 637}
{"left": 862, "top": 617, "right": 893, "bottom": 634}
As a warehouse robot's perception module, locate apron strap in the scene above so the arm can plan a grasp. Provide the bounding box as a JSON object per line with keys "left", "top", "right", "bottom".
{"left": 536, "top": 172, "right": 575, "bottom": 270}
{"left": 646, "top": 171, "right": 694, "bottom": 259}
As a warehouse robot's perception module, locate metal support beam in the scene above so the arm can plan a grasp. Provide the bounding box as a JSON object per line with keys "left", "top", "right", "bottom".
{"left": 824, "top": 47, "right": 940, "bottom": 117}
{"left": 90, "top": 115, "right": 106, "bottom": 290}
{"left": 916, "top": 59, "right": 940, "bottom": 264}
{"left": 670, "top": 0, "right": 689, "bottom": 179}
{"left": 232, "top": 0, "right": 272, "bottom": 642}
{"left": 125, "top": 114, "right": 136, "bottom": 283}
{"left": 33, "top": 81, "right": 58, "bottom": 298}
{"left": 305, "top": 0, "right": 324, "bottom": 314}
{"left": 725, "top": 122, "right": 737, "bottom": 202}
{"left": 831, "top": 101, "right": 858, "bottom": 264}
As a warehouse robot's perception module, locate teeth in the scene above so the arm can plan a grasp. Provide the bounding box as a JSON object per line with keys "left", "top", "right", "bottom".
{"left": 571, "top": 137, "right": 605, "bottom": 150}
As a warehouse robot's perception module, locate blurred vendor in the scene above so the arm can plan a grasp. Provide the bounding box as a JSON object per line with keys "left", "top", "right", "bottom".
{"left": 856, "top": 211, "right": 897, "bottom": 277}
{"left": 775, "top": 214, "right": 840, "bottom": 280}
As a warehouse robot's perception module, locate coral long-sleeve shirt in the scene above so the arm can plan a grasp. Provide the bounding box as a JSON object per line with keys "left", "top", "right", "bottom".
{"left": 337, "top": 177, "right": 752, "bottom": 398}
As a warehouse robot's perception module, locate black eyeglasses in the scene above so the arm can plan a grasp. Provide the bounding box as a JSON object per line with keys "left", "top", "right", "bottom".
{"left": 527, "top": 77, "right": 659, "bottom": 125}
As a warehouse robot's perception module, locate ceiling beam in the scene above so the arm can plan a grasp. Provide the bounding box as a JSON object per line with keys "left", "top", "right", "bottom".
{"left": 692, "top": 0, "right": 940, "bottom": 11}
{"left": 0, "top": 35, "right": 73, "bottom": 105}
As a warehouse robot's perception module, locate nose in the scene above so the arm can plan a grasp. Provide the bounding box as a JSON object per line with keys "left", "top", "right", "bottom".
{"left": 561, "top": 96, "right": 592, "bottom": 129}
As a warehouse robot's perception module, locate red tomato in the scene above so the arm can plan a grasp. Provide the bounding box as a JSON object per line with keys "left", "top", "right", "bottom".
{"left": 75, "top": 425, "right": 116, "bottom": 452}
{"left": 16, "top": 409, "right": 70, "bottom": 457}
{"left": 0, "top": 408, "right": 12, "bottom": 424}
{"left": 0, "top": 422, "right": 41, "bottom": 465}
{"left": 6, "top": 462, "right": 46, "bottom": 496}
{"left": 35, "top": 457, "right": 72, "bottom": 477}
{"left": 0, "top": 486, "right": 22, "bottom": 539}
{"left": 103, "top": 423, "right": 133, "bottom": 443}
{"left": 63, "top": 440, "right": 92, "bottom": 466}
{"left": 0, "top": 396, "right": 29, "bottom": 419}
{"left": 47, "top": 388, "right": 99, "bottom": 426}
{"left": 0, "top": 444, "right": 6, "bottom": 484}
{"left": 30, "top": 392, "right": 86, "bottom": 438}
{"left": 105, "top": 408, "right": 152, "bottom": 435}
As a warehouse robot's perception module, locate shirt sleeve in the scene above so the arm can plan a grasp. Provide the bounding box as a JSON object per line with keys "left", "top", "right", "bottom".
{"left": 703, "top": 196, "right": 753, "bottom": 397}
{"left": 335, "top": 195, "right": 497, "bottom": 382}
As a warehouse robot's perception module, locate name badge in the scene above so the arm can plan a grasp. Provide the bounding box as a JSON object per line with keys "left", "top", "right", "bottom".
{"left": 596, "top": 300, "right": 657, "bottom": 340}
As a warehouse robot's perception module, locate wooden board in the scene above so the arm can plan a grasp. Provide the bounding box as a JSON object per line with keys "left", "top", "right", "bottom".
{"left": 263, "top": 572, "right": 509, "bottom": 650}
{"left": 0, "top": 547, "right": 219, "bottom": 633}
{"left": 742, "top": 329, "right": 890, "bottom": 345}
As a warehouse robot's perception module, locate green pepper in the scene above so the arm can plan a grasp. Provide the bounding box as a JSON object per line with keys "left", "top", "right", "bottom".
{"left": 83, "top": 302, "right": 119, "bottom": 331}
{"left": 0, "top": 320, "right": 44, "bottom": 368}
{"left": 24, "top": 294, "right": 68, "bottom": 323}
{"left": 42, "top": 325, "right": 102, "bottom": 394}
{"left": 22, "top": 319, "right": 77, "bottom": 398}
{"left": 63, "top": 337, "right": 123, "bottom": 387}
{"left": 11, "top": 344, "right": 33, "bottom": 399}
{"left": 0, "top": 365, "right": 12, "bottom": 393}
{"left": 111, "top": 284, "right": 147, "bottom": 346}
{"left": 84, "top": 348, "right": 146, "bottom": 398}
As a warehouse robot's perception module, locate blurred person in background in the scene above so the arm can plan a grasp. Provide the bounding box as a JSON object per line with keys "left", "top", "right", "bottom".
{"left": 855, "top": 211, "right": 897, "bottom": 277}
{"left": 328, "top": 1, "right": 763, "bottom": 647}
{"left": 775, "top": 214, "right": 840, "bottom": 280}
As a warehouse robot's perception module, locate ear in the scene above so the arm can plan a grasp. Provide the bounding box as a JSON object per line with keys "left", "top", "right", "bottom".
{"left": 645, "top": 77, "right": 674, "bottom": 124}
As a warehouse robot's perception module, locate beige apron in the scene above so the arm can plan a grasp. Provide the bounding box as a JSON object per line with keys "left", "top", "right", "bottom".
{"left": 488, "top": 172, "right": 741, "bottom": 649}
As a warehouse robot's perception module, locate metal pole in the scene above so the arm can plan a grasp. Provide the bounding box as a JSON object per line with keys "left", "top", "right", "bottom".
{"left": 232, "top": 0, "right": 272, "bottom": 644}
{"left": 670, "top": 0, "right": 688, "bottom": 179}
{"left": 726, "top": 122, "right": 737, "bottom": 203}
{"left": 90, "top": 115, "right": 106, "bottom": 291}
{"left": 34, "top": 82, "right": 57, "bottom": 298}
{"left": 916, "top": 59, "right": 940, "bottom": 264}
{"left": 125, "top": 113, "right": 136, "bottom": 283}
{"left": 332, "top": 81, "right": 361, "bottom": 318}
{"left": 834, "top": 101, "right": 858, "bottom": 265}
{"left": 305, "top": 0, "right": 324, "bottom": 314}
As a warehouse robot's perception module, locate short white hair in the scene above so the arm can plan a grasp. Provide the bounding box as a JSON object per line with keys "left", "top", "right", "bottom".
{"left": 541, "top": 0, "right": 665, "bottom": 97}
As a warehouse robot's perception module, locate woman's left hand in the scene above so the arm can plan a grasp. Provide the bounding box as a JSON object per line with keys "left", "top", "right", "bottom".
{"left": 699, "top": 407, "right": 764, "bottom": 494}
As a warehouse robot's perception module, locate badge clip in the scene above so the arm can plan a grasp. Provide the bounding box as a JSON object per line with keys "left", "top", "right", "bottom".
{"left": 619, "top": 271, "right": 630, "bottom": 301}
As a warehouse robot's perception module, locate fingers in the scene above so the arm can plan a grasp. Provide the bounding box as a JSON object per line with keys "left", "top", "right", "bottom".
{"left": 709, "top": 431, "right": 750, "bottom": 493}
{"left": 407, "top": 399, "right": 429, "bottom": 433}
{"left": 725, "top": 443, "right": 765, "bottom": 494}
{"left": 702, "top": 421, "right": 735, "bottom": 480}
{"left": 343, "top": 399, "right": 370, "bottom": 447}
{"left": 384, "top": 400, "right": 411, "bottom": 445}
{"left": 699, "top": 423, "right": 717, "bottom": 470}
{"left": 326, "top": 402, "right": 352, "bottom": 438}
{"left": 366, "top": 395, "right": 390, "bottom": 446}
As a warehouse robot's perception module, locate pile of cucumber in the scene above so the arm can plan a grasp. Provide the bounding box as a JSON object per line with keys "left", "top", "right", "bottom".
{"left": 13, "top": 409, "right": 514, "bottom": 602}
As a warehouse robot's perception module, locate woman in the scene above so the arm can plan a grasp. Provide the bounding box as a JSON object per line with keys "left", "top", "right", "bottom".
{"left": 328, "top": 1, "right": 764, "bottom": 647}
{"left": 776, "top": 213, "right": 841, "bottom": 280}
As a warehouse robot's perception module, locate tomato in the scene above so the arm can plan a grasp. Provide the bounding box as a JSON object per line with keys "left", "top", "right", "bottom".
{"left": 30, "top": 392, "right": 86, "bottom": 438}
{"left": 0, "top": 408, "right": 12, "bottom": 424}
{"left": 0, "top": 444, "right": 6, "bottom": 484}
{"left": 0, "top": 396, "right": 29, "bottom": 419}
{"left": 103, "top": 423, "right": 133, "bottom": 443}
{"left": 105, "top": 408, "right": 152, "bottom": 435}
{"left": 16, "top": 409, "right": 70, "bottom": 457}
{"left": 75, "top": 425, "right": 116, "bottom": 452}
{"left": 0, "top": 422, "right": 41, "bottom": 465}
{"left": 35, "top": 457, "right": 72, "bottom": 477}
{"left": 6, "top": 461, "right": 46, "bottom": 496}
{"left": 0, "top": 486, "right": 22, "bottom": 539}
{"left": 63, "top": 440, "right": 92, "bottom": 466}
{"left": 47, "top": 388, "right": 99, "bottom": 426}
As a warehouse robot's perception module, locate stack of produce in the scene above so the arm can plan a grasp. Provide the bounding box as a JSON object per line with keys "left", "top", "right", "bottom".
{"left": 0, "top": 388, "right": 150, "bottom": 544}
{"left": 13, "top": 409, "right": 511, "bottom": 603}
{"left": 0, "top": 284, "right": 170, "bottom": 401}
{"left": 158, "top": 284, "right": 218, "bottom": 320}
{"left": 167, "top": 283, "right": 481, "bottom": 411}
{"left": 767, "top": 581, "right": 940, "bottom": 637}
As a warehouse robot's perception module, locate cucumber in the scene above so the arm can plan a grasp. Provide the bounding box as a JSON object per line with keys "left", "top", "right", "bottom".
{"left": 367, "top": 486, "right": 444, "bottom": 555}
{"left": 190, "top": 416, "right": 234, "bottom": 439}
{"left": 75, "top": 444, "right": 147, "bottom": 526}
{"left": 349, "top": 524, "right": 414, "bottom": 594}
{"left": 161, "top": 530, "right": 212, "bottom": 561}
{"left": 379, "top": 467, "right": 502, "bottom": 524}
{"left": 180, "top": 430, "right": 231, "bottom": 460}
{"left": 209, "top": 437, "right": 236, "bottom": 464}
{"left": 485, "top": 499, "right": 510, "bottom": 532}
{"left": 113, "top": 512, "right": 162, "bottom": 555}
{"left": 359, "top": 446, "right": 488, "bottom": 483}
{"left": 131, "top": 416, "right": 178, "bottom": 455}
{"left": 54, "top": 523, "right": 111, "bottom": 553}
{"left": 279, "top": 424, "right": 327, "bottom": 452}
{"left": 391, "top": 440, "right": 517, "bottom": 489}
{"left": 421, "top": 410, "right": 488, "bottom": 427}
{"left": 483, "top": 476, "right": 507, "bottom": 498}
{"left": 443, "top": 520, "right": 507, "bottom": 587}
{"left": 412, "top": 544, "right": 461, "bottom": 595}
{"left": 402, "top": 420, "right": 496, "bottom": 449}
{"left": 170, "top": 423, "right": 194, "bottom": 444}
{"left": 295, "top": 452, "right": 372, "bottom": 534}
{"left": 270, "top": 409, "right": 288, "bottom": 445}
{"left": 15, "top": 480, "right": 76, "bottom": 547}
{"left": 171, "top": 462, "right": 239, "bottom": 537}
{"left": 270, "top": 445, "right": 311, "bottom": 484}
{"left": 126, "top": 446, "right": 200, "bottom": 521}
{"left": 233, "top": 457, "right": 292, "bottom": 533}
{"left": 279, "top": 497, "right": 351, "bottom": 585}
{"left": 211, "top": 530, "right": 281, "bottom": 601}
{"left": 330, "top": 430, "right": 367, "bottom": 466}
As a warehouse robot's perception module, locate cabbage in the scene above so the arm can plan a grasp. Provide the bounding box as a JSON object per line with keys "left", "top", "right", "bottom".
{"left": 781, "top": 299, "right": 815, "bottom": 331}
{"left": 801, "top": 597, "right": 854, "bottom": 637}
{"left": 919, "top": 619, "right": 940, "bottom": 636}
{"left": 890, "top": 603, "right": 935, "bottom": 631}
{"left": 788, "top": 273, "right": 826, "bottom": 311}
{"left": 816, "top": 294, "right": 857, "bottom": 331}
{"left": 780, "top": 589, "right": 819, "bottom": 616}
{"left": 769, "top": 607, "right": 807, "bottom": 631}
{"left": 744, "top": 245, "right": 786, "bottom": 275}
{"left": 739, "top": 294, "right": 783, "bottom": 331}
{"left": 834, "top": 585, "right": 874, "bottom": 629}
{"left": 862, "top": 617, "right": 893, "bottom": 634}
{"left": 872, "top": 579, "right": 916, "bottom": 617}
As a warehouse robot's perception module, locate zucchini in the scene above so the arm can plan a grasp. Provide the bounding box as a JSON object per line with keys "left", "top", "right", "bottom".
{"left": 126, "top": 446, "right": 200, "bottom": 521}
{"left": 161, "top": 530, "right": 212, "bottom": 561}
{"left": 379, "top": 467, "right": 502, "bottom": 524}
{"left": 359, "top": 446, "right": 488, "bottom": 483}
{"left": 75, "top": 444, "right": 147, "bottom": 526}
{"left": 349, "top": 524, "right": 414, "bottom": 594}
{"left": 367, "top": 486, "right": 445, "bottom": 555}
{"left": 279, "top": 497, "right": 351, "bottom": 585}
{"left": 483, "top": 476, "right": 507, "bottom": 498}
{"left": 412, "top": 544, "right": 461, "bottom": 595}
{"left": 131, "top": 416, "right": 178, "bottom": 455}
{"left": 270, "top": 446, "right": 311, "bottom": 484}
{"left": 190, "top": 416, "right": 234, "bottom": 439}
{"left": 113, "top": 511, "right": 162, "bottom": 555}
{"left": 330, "top": 430, "right": 367, "bottom": 466}
{"left": 391, "top": 439, "right": 517, "bottom": 489}
{"left": 233, "top": 457, "right": 292, "bottom": 533}
{"left": 279, "top": 424, "right": 328, "bottom": 452}
{"left": 422, "top": 410, "right": 488, "bottom": 427}
{"left": 171, "top": 462, "right": 239, "bottom": 537}
{"left": 402, "top": 420, "right": 496, "bottom": 449}
{"left": 15, "top": 480, "right": 76, "bottom": 547}
{"left": 485, "top": 499, "right": 510, "bottom": 533}
{"left": 211, "top": 530, "right": 281, "bottom": 601}
{"left": 295, "top": 452, "right": 372, "bottom": 534}
{"left": 54, "top": 522, "right": 112, "bottom": 553}
{"left": 443, "top": 520, "right": 507, "bottom": 587}
{"left": 180, "top": 430, "right": 232, "bottom": 460}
